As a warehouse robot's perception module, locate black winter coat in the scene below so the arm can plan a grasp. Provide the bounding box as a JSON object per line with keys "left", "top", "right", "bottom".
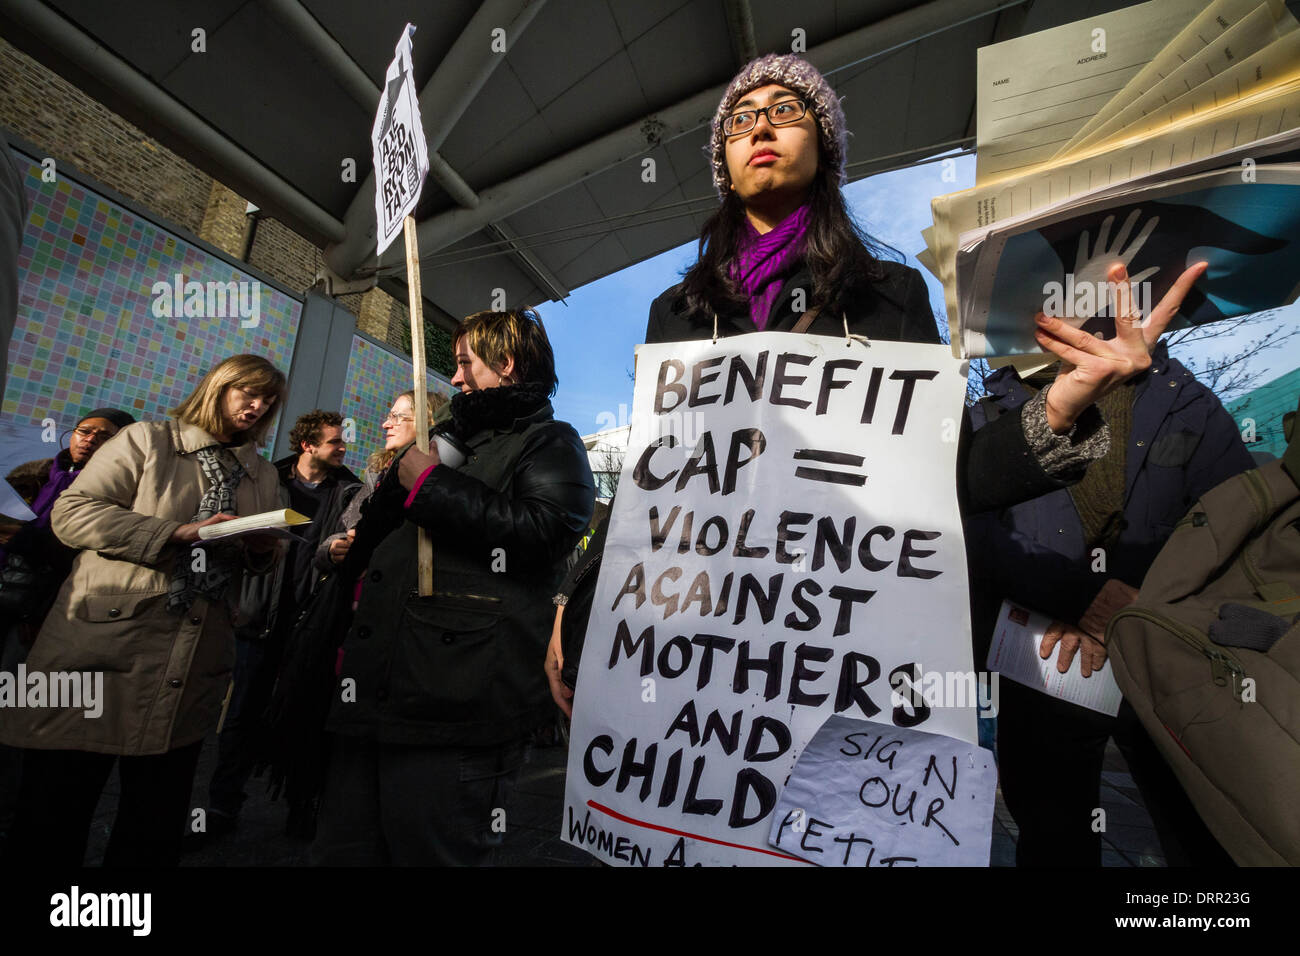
{"left": 234, "top": 457, "right": 361, "bottom": 642}
{"left": 327, "top": 390, "right": 595, "bottom": 747}
{"left": 646, "top": 260, "right": 1081, "bottom": 515}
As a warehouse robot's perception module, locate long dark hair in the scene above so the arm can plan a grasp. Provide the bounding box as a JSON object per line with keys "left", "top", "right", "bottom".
{"left": 679, "top": 161, "right": 900, "bottom": 320}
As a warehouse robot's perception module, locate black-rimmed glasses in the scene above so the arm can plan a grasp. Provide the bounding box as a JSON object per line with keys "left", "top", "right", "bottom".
{"left": 723, "top": 99, "right": 807, "bottom": 136}
{"left": 72, "top": 426, "right": 116, "bottom": 443}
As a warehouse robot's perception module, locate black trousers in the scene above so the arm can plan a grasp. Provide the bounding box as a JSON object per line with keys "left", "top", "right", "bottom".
{"left": 3, "top": 741, "right": 204, "bottom": 868}
{"left": 312, "top": 734, "right": 527, "bottom": 866}
{"left": 998, "top": 680, "right": 1233, "bottom": 867}
{"left": 208, "top": 634, "right": 284, "bottom": 818}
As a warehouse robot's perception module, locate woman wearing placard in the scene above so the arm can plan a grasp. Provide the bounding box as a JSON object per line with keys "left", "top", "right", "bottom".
{"left": 544, "top": 54, "right": 1209, "bottom": 716}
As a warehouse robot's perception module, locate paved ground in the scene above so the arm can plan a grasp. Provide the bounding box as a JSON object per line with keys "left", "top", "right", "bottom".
{"left": 82, "top": 729, "right": 1165, "bottom": 867}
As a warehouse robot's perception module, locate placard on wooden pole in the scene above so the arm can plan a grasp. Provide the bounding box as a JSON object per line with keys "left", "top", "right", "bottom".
{"left": 404, "top": 213, "right": 434, "bottom": 596}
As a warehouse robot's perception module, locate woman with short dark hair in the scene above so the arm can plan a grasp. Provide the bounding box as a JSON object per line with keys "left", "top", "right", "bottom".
{"left": 314, "top": 308, "right": 593, "bottom": 866}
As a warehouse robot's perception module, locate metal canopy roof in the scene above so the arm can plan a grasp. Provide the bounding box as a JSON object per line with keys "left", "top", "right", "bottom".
{"left": 0, "top": 0, "right": 1140, "bottom": 332}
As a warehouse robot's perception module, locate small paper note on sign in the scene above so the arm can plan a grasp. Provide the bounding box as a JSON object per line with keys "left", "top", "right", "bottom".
{"left": 768, "top": 714, "right": 996, "bottom": 867}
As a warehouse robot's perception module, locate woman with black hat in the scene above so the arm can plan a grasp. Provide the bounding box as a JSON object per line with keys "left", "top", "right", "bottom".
{"left": 1, "top": 406, "right": 136, "bottom": 641}
{"left": 0, "top": 407, "right": 134, "bottom": 851}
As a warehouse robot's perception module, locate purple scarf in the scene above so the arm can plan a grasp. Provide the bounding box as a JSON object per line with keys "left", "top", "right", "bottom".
{"left": 28, "top": 454, "right": 80, "bottom": 531}
{"left": 0, "top": 452, "right": 80, "bottom": 566}
{"left": 730, "top": 204, "right": 810, "bottom": 330}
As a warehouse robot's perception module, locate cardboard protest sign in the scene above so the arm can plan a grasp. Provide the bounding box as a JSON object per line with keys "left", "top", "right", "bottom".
{"left": 562, "top": 333, "right": 976, "bottom": 866}
{"left": 371, "top": 23, "right": 429, "bottom": 256}
{"left": 768, "top": 714, "right": 996, "bottom": 866}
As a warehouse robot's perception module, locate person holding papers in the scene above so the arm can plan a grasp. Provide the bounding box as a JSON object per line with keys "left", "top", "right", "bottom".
{"left": 0, "top": 353, "right": 285, "bottom": 867}
{"left": 966, "top": 345, "right": 1254, "bottom": 867}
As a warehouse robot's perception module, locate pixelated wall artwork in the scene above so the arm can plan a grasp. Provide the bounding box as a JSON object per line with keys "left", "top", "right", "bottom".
{"left": 2, "top": 149, "right": 301, "bottom": 455}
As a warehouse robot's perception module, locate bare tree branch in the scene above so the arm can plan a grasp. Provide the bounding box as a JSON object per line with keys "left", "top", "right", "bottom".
{"left": 1163, "top": 309, "right": 1300, "bottom": 402}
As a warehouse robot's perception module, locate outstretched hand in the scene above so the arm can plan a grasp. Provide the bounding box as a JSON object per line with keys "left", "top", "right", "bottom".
{"left": 1069, "top": 210, "right": 1160, "bottom": 320}
{"left": 1033, "top": 261, "right": 1208, "bottom": 433}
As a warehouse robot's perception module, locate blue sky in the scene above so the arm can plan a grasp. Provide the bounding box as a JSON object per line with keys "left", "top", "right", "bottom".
{"left": 537, "top": 153, "right": 1300, "bottom": 437}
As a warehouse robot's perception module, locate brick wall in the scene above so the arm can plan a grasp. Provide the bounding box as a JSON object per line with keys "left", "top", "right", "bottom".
{"left": 199, "top": 182, "right": 249, "bottom": 259}
{"left": 0, "top": 37, "right": 210, "bottom": 235}
{"left": 0, "top": 35, "right": 426, "bottom": 357}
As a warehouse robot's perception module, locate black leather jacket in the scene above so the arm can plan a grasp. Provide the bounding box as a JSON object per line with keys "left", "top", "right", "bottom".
{"left": 327, "top": 389, "right": 595, "bottom": 746}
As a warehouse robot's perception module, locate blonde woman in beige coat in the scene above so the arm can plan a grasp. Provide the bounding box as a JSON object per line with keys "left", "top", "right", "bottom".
{"left": 0, "top": 353, "right": 286, "bottom": 867}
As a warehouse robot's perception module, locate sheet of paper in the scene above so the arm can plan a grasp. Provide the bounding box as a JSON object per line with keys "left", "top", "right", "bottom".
{"left": 0, "top": 479, "right": 38, "bottom": 522}
{"left": 196, "top": 508, "right": 311, "bottom": 541}
{"left": 1074, "top": 3, "right": 1299, "bottom": 154}
{"left": 975, "top": 0, "right": 1204, "bottom": 184}
{"left": 960, "top": 125, "right": 1300, "bottom": 245}
{"left": 196, "top": 525, "right": 304, "bottom": 543}
{"left": 933, "top": 78, "right": 1300, "bottom": 355}
{"left": 767, "top": 715, "right": 997, "bottom": 867}
{"left": 956, "top": 162, "right": 1300, "bottom": 356}
{"left": 956, "top": 86, "right": 1300, "bottom": 243}
{"left": 1062, "top": 0, "right": 1286, "bottom": 155}
{"left": 985, "top": 600, "right": 1122, "bottom": 716}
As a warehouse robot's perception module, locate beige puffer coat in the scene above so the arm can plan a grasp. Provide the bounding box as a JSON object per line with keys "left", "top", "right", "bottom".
{"left": 0, "top": 419, "right": 281, "bottom": 755}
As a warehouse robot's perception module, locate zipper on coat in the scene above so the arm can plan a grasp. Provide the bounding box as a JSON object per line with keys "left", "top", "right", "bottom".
{"left": 1110, "top": 606, "right": 1248, "bottom": 701}
{"left": 407, "top": 587, "right": 502, "bottom": 603}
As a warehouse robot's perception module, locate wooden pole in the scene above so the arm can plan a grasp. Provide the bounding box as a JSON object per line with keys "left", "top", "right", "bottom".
{"left": 403, "top": 213, "right": 434, "bottom": 596}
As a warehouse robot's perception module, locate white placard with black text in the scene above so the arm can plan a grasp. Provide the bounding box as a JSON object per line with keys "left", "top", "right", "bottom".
{"left": 371, "top": 23, "right": 429, "bottom": 256}
{"left": 562, "top": 333, "right": 977, "bottom": 866}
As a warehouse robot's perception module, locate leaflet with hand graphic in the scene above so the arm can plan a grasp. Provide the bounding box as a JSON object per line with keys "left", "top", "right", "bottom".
{"left": 985, "top": 600, "right": 1122, "bottom": 716}
{"left": 955, "top": 163, "right": 1300, "bottom": 356}
{"left": 921, "top": 3, "right": 1300, "bottom": 358}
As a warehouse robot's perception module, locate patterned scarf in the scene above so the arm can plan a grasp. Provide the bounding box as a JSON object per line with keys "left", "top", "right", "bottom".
{"left": 167, "top": 445, "right": 246, "bottom": 613}
{"left": 729, "top": 204, "right": 810, "bottom": 330}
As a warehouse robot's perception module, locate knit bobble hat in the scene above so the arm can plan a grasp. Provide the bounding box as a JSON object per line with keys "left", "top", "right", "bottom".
{"left": 709, "top": 54, "right": 847, "bottom": 199}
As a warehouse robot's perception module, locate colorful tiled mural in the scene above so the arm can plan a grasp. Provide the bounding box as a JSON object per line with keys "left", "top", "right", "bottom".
{"left": 2, "top": 149, "right": 301, "bottom": 454}
{"left": 340, "top": 335, "right": 457, "bottom": 475}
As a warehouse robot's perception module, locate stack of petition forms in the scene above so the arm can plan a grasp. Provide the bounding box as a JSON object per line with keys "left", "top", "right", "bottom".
{"left": 920, "top": 0, "right": 1300, "bottom": 365}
